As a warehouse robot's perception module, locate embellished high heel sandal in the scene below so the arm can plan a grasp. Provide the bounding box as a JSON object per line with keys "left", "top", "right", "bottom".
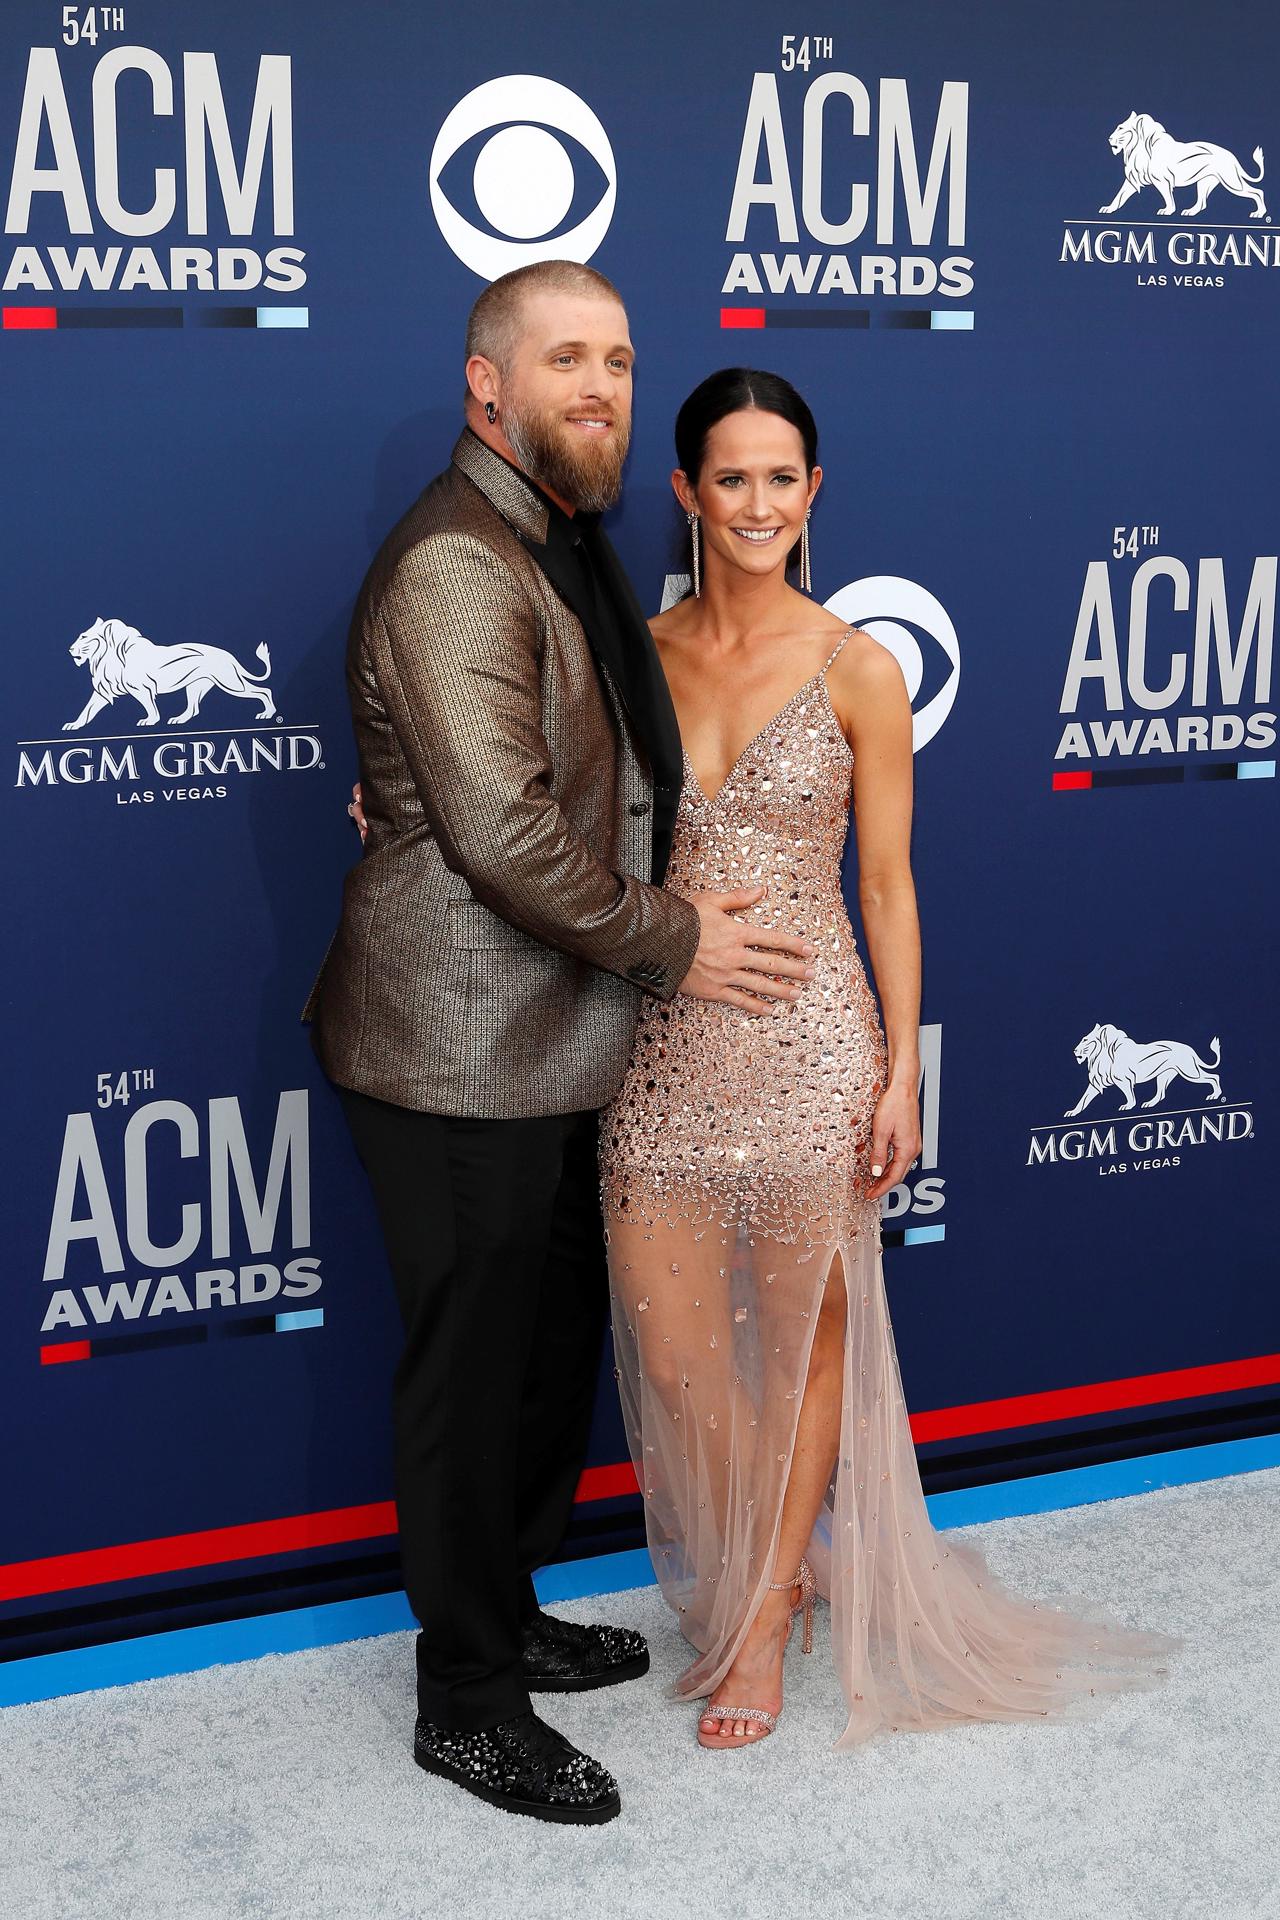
{"left": 697, "top": 1557, "right": 817, "bottom": 1749}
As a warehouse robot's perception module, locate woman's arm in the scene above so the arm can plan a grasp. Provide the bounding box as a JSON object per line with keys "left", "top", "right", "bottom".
{"left": 832, "top": 637, "right": 923, "bottom": 1198}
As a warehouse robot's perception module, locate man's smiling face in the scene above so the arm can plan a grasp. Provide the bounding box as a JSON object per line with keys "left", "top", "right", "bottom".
{"left": 496, "top": 290, "right": 635, "bottom": 513}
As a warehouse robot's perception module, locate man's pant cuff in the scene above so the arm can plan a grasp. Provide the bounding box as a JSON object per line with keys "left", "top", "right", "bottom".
{"left": 415, "top": 1669, "right": 532, "bottom": 1732}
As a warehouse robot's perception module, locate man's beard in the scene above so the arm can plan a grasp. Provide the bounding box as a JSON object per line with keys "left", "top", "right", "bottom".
{"left": 502, "top": 399, "right": 630, "bottom": 513}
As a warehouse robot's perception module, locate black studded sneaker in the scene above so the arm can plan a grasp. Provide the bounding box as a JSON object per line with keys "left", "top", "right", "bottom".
{"left": 413, "top": 1710, "right": 621, "bottom": 1825}
{"left": 521, "top": 1609, "right": 650, "bottom": 1693}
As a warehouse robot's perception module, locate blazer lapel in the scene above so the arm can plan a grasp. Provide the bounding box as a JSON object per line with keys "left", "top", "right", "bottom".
{"left": 450, "top": 426, "right": 682, "bottom": 794}
{"left": 451, "top": 427, "right": 549, "bottom": 545}
{"left": 452, "top": 430, "right": 608, "bottom": 654}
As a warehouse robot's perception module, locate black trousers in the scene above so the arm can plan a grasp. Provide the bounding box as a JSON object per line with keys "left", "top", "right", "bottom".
{"left": 337, "top": 1087, "right": 609, "bottom": 1730}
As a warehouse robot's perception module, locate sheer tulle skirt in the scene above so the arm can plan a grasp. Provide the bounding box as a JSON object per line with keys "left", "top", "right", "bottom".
{"left": 606, "top": 1188, "right": 1182, "bottom": 1749}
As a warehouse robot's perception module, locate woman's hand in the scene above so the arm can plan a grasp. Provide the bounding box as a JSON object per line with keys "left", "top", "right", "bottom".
{"left": 348, "top": 781, "right": 368, "bottom": 844}
{"left": 866, "top": 1080, "right": 922, "bottom": 1202}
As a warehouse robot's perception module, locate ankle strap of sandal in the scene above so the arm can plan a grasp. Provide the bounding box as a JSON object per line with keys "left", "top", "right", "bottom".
{"left": 767, "top": 1557, "right": 817, "bottom": 1595}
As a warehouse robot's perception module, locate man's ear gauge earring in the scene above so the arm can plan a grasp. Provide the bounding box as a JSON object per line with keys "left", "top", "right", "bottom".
{"left": 687, "top": 511, "right": 701, "bottom": 598}
{"left": 484, "top": 401, "right": 498, "bottom": 424}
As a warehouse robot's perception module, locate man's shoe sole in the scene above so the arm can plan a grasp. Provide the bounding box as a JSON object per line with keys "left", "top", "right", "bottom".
{"left": 524, "top": 1649, "right": 650, "bottom": 1694}
{"left": 414, "top": 1747, "right": 620, "bottom": 1824}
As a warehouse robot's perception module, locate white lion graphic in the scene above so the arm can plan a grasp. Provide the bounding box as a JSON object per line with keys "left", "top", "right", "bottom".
{"left": 63, "top": 617, "right": 278, "bottom": 730}
{"left": 1100, "top": 111, "right": 1267, "bottom": 219}
{"left": 1066, "top": 1023, "right": 1223, "bottom": 1119}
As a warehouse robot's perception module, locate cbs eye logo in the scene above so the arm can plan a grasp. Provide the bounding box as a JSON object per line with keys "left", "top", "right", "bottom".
{"left": 429, "top": 75, "right": 617, "bottom": 282}
{"left": 824, "top": 577, "right": 961, "bottom": 750}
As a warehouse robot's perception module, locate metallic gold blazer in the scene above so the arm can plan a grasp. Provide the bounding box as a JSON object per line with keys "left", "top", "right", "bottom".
{"left": 302, "top": 430, "right": 701, "bottom": 1118}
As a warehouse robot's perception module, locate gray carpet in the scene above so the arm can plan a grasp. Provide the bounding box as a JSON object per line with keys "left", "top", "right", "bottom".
{"left": 3, "top": 1467, "right": 1277, "bottom": 1920}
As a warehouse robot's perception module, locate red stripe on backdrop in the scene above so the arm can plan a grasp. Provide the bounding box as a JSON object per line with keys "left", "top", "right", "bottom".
{"left": 40, "top": 1341, "right": 91, "bottom": 1366}
{"left": 1053, "top": 770, "right": 1093, "bottom": 790}
{"left": 0, "top": 1501, "right": 398, "bottom": 1603}
{"left": 575, "top": 1462, "right": 639, "bottom": 1502}
{"left": 3, "top": 306, "right": 57, "bottom": 329}
{"left": 0, "top": 1479, "right": 642, "bottom": 1603}
{"left": 4, "top": 1351, "right": 1275, "bottom": 1602}
{"left": 907, "top": 1350, "right": 1280, "bottom": 1443}
{"left": 720, "top": 307, "right": 766, "bottom": 328}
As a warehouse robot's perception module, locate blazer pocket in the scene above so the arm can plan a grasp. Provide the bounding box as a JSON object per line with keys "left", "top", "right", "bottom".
{"left": 447, "top": 900, "right": 541, "bottom": 950}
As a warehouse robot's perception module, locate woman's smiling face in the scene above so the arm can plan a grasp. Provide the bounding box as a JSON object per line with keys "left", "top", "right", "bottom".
{"left": 681, "top": 407, "right": 819, "bottom": 585}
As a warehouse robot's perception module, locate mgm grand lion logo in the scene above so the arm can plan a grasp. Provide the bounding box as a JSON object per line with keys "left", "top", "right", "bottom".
{"left": 62, "top": 617, "right": 279, "bottom": 730}
{"left": 1101, "top": 111, "right": 1267, "bottom": 220}
{"left": 1066, "top": 1024, "right": 1224, "bottom": 1118}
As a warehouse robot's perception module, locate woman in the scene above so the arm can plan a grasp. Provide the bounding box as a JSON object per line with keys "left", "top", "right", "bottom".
{"left": 597, "top": 367, "right": 1180, "bottom": 1751}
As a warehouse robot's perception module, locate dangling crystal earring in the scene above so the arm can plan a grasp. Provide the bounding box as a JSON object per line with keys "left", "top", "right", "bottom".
{"left": 800, "top": 509, "right": 812, "bottom": 594}
{"left": 687, "top": 510, "right": 702, "bottom": 597}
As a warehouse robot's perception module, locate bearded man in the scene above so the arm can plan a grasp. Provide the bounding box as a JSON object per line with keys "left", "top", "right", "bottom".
{"left": 302, "top": 260, "right": 811, "bottom": 1824}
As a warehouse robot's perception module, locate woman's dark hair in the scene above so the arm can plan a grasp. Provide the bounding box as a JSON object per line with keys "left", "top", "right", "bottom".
{"left": 672, "top": 368, "right": 818, "bottom": 587}
{"left": 674, "top": 366, "right": 818, "bottom": 483}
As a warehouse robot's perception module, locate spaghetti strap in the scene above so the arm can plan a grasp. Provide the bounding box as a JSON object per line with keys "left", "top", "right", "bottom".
{"left": 821, "top": 625, "right": 855, "bottom": 673}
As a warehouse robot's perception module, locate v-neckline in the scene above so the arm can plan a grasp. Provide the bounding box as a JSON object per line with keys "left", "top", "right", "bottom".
{"left": 682, "top": 667, "right": 839, "bottom": 809}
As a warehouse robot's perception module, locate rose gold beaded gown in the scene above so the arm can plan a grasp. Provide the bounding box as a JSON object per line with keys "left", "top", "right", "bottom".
{"left": 599, "top": 629, "right": 1180, "bottom": 1749}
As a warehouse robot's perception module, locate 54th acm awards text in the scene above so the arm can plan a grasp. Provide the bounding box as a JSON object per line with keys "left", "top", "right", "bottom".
{"left": 39, "top": 1068, "right": 321, "bottom": 1337}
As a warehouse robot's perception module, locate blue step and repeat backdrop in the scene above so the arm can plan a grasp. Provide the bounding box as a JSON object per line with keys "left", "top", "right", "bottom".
{"left": 3, "top": 0, "right": 1276, "bottom": 1661}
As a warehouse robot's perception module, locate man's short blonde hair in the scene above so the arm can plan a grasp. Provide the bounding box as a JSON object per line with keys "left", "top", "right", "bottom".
{"left": 465, "top": 259, "right": 626, "bottom": 377}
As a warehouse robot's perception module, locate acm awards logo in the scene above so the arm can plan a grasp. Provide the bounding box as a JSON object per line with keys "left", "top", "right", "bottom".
{"left": 1054, "top": 537, "right": 1276, "bottom": 769}
{"left": 40, "top": 1077, "right": 321, "bottom": 1337}
{"left": 722, "top": 49, "right": 973, "bottom": 303}
{"left": 14, "top": 616, "right": 325, "bottom": 801}
{"left": 1061, "top": 107, "right": 1276, "bottom": 289}
{"left": 3, "top": 36, "right": 303, "bottom": 296}
{"left": 1026, "top": 1021, "right": 1253, "bottom": 1176}
{"left": 429, "top": 75, "right": 616, "bottom": 280}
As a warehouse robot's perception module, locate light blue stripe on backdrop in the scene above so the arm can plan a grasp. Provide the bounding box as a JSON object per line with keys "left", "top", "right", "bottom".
{"left": 925, "top": 1432, "right": 1280, "bottom": 1525}
{"left": 2, "top": 1432, "right": 1275, "bottom": 1709}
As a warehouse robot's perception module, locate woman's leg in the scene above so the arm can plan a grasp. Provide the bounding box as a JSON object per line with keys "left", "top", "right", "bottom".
{"left": 701, "top": 1252, "right": 847, "bottom": 1741}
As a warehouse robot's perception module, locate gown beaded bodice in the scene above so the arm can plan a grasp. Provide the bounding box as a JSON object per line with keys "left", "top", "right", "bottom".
{"left": 600, "top": 631, "right": 886, "bottom": 1246}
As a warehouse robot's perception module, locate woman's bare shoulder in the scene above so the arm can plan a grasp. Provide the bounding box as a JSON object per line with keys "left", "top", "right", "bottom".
{"left": 827, "top": 627, "right": 912, "bottom": 742}
{"left": 830, "top": 625, "right": 906, "bottom": 688}
{"left": 811, "top": 601, "right": 857, "bottom": 636}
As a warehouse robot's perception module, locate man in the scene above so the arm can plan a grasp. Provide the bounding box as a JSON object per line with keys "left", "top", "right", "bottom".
{"left": 303, "top": 259, "right": 812, "bottom": 1825}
